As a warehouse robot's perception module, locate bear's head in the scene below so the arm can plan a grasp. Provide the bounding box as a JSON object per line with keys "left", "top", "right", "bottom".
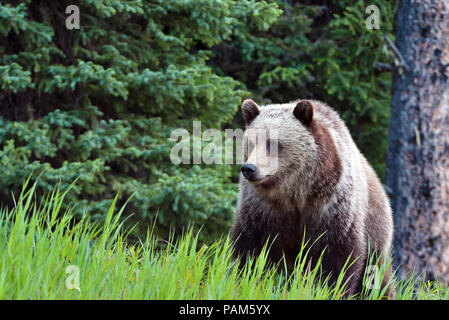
{"left": 240, "top": 99, "right": 317, "bottom": 189}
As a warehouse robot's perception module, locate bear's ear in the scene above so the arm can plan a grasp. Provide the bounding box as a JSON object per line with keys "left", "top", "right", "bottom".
{"left": 293, "top": 100, "right": 313, "bottom": 127}
{"left": 242, "top": 99, "right": 260, "bottom": 126}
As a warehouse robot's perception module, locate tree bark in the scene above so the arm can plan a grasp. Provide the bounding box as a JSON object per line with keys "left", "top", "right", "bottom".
{"left": 387, "top": 0, "right": 449, "bottom": 281}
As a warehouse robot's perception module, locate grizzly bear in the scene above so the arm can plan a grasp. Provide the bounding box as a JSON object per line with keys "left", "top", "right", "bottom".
{"left": 230, "top": 99, "right": 394, "bottom": 298}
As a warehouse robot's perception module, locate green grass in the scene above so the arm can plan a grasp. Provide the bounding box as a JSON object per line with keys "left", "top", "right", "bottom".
{"left": 0, "top": 180, "right": 448, "bottom": 300}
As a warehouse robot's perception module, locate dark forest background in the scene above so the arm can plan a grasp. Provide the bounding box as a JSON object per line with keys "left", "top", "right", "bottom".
{"left": 0, "top": 0, "right": 397, "bottom": 242}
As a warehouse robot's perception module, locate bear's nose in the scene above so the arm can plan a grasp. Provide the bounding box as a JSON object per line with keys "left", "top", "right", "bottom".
{"left": 241, "top": 164, "right": 257, "bottom": 180}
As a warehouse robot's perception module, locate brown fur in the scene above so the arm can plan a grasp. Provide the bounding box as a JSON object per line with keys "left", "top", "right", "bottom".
{"left": 230, "top": 99, "right": 395, "bottom": 298}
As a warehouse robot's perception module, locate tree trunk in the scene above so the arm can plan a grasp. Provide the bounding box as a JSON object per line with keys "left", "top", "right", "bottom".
{"left": 387, "top": 0, "right": 449, "bottom": 281}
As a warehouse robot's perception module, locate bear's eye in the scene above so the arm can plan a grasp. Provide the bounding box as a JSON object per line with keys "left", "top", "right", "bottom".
{"left": 248, "top": 140, "right": 254, "bottom": 153}
{"left": 266, "top": 139, "right": 281, "bottom": 154}
{"left": 244, "top": 140, "right": 254, "bottom": 161}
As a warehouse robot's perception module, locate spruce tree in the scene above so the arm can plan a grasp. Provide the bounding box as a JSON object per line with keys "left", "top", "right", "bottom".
{"left": 0, "top": 0, "right": 281, "bottom": 240}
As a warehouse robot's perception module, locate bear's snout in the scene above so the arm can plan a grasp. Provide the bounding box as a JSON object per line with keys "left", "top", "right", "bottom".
{"left": 241, "top": 164, "right": 257, "bottom": 181}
